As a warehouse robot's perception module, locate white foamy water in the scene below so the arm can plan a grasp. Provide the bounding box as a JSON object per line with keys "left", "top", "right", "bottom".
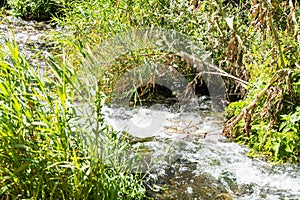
{"left": 103, "top": 105, "right": 300, "bottom": 199}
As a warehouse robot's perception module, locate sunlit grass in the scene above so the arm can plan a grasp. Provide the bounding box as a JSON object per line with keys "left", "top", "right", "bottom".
{"left": 0, "top": 40, "right": 146, "bottom": 199}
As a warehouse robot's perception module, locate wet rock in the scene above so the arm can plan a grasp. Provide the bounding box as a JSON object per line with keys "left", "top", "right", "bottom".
{"left": 146, "top": 164, "right": 231, "bottom": 200}
{"left": 218, "top": 171, "right": 238, "bottom": 192}
{"left": 215, "top": 193, "right": 232, "bottom": 200}
{"left": 236, "top": 183, "right": 255, "bottom": 196}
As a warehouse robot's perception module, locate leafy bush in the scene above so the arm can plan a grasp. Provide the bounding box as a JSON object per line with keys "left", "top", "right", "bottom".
{"left": 225, "top": 70, "right": 300, "bottom": 163}
{"left": 223, "top": 0, "right": 300, "bottom": 163}
{"left": 51, "top": 0, "right": 300, "bottom": 163}
{"left": 7, "top": 0, "right": 63, "bottom": 20}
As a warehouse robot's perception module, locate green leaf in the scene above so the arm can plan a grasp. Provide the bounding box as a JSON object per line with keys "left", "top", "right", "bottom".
{"left": 272, "top": 142, "right": 280, "bottom": 157}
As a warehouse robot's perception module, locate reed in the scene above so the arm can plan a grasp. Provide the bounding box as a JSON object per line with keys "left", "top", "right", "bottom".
{"left": 0, "top": 40, "right": 146, "bottom": 199}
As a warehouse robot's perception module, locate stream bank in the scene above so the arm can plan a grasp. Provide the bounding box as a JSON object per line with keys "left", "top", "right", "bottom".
{"left": 1, "top": 16, "right": 300, "bottom": 200}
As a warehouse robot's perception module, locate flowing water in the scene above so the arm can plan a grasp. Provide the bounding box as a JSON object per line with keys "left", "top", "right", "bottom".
{"left": 2, "top": 16, "right": 300, "bottom": 200}
{"left": 103, "top": 103, "right": 300, "bottom": 200}
{"left": 0, "top": 16, "right": 57, "bottom": 67}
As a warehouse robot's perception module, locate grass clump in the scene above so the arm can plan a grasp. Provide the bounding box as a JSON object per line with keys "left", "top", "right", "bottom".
{"left": 0, "top": 40, "right": 146, "bottom": 199}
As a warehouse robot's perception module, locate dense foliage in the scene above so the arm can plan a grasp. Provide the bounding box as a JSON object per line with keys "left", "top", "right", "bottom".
{"left": 225, "top": 70, "right": 300, "bottom": 163}
{"left": 222, "top": 0, "right": 300, "bottom": 163}
{"left": 0, "top": 41, "right": 145, "bottom": 198}
{"left": 6, "top": 0, "right": 63, "bottom": 20}
{"left": 51, "top": 0, "right": 300, "bottom": 163}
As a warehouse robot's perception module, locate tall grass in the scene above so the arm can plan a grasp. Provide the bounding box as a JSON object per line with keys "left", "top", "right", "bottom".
{"left": 0, "top": 40, "right": 146, "bottom": 199}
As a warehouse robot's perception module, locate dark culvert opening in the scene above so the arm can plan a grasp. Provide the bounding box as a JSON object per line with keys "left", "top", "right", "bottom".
{"left": 129, "top": 83, "right": 178, "bottom": 106}
{"left": 129, "top": 78, "right": 212, "bottom": 108}
{"left": 194, "top": 78, "right": 210, "bottom": 97}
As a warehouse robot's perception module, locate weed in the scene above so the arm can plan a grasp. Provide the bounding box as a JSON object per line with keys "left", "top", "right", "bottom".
{"left": 0, "top": 40, "right": 146, "bottom": 199}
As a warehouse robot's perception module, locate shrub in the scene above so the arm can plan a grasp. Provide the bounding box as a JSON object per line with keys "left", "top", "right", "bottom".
{"left": 7, "top": 0, "right": 63, "bottom": 21}
{"left": 0, "top": 0, "right": 7, "bottom": 8}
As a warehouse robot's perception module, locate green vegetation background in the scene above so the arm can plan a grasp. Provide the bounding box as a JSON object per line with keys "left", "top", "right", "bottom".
{"left": 0, "top": 0, "right": 299, "bottom": 199}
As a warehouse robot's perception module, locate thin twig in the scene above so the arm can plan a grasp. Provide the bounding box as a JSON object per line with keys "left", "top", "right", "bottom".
{"left": 177, "top": 52, "right": 249, "bottom": 88}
